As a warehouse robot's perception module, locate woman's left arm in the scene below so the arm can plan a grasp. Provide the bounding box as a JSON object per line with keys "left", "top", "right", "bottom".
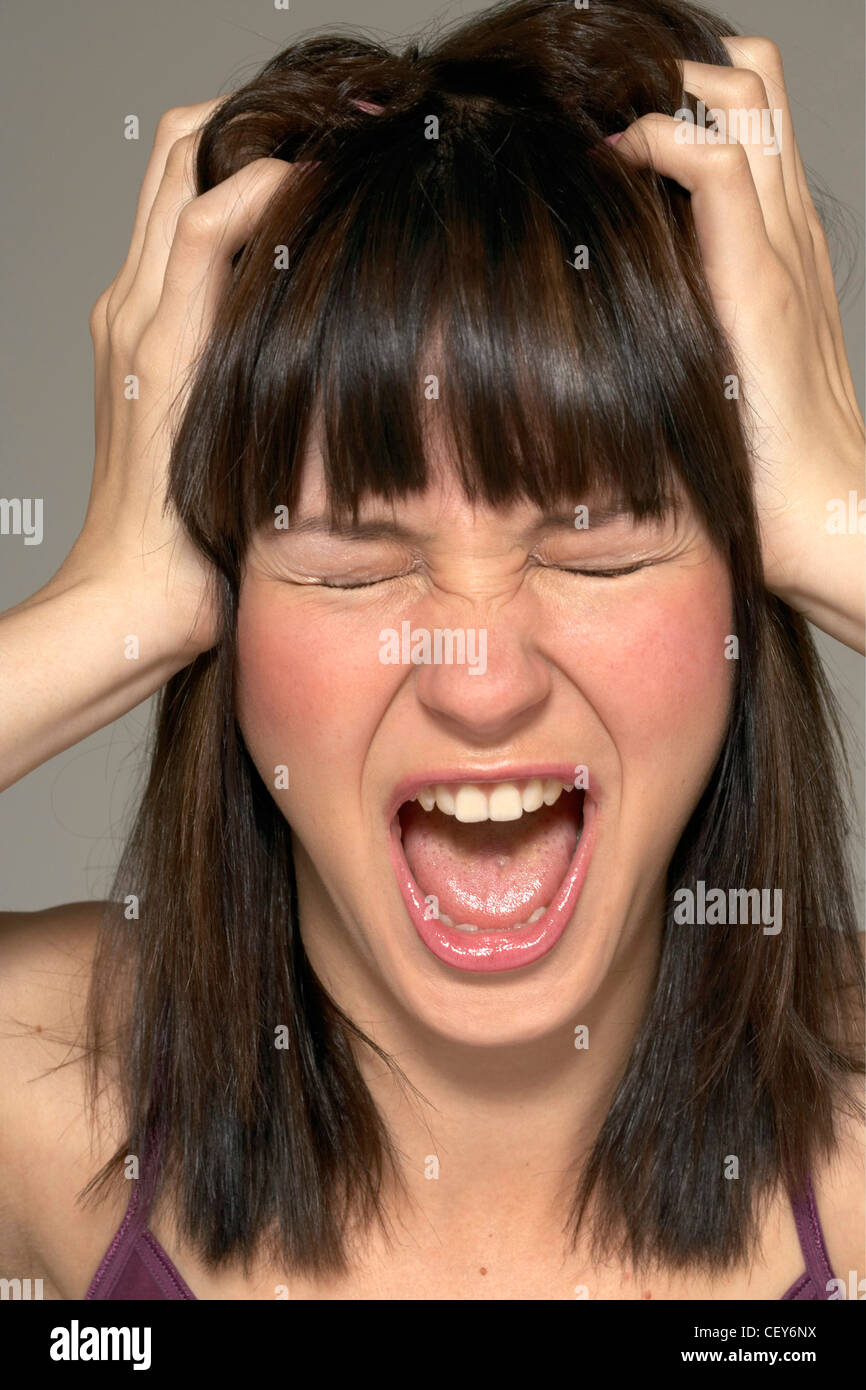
{"left": 611, "top": 35, "right": 865, "bottom": 655}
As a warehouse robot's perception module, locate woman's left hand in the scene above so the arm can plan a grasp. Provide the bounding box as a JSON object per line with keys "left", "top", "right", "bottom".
{"left": 611, "top": 35, "right": 865, "bottom": 654}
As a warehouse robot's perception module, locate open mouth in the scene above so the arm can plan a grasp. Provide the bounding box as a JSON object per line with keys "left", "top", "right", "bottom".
{"left": 388, "top": 770, "right": 597, "bottom": 973}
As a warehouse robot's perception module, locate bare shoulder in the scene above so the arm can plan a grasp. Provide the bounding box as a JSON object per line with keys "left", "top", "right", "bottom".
{"left": 0, "top": 900, "right": 126, "bottom": 1292}
{"left": 0, "top": 900, "right": 108, "bottom": 1062}
{"left": 813, "top": 1073, "right": 866, "bottom": 1294}
{"left": 0, "top": 899, "right": 117, "bottom": 1152}
{"left": 0, "top": 898, "right": 109, "bottom": 1149}
{"left": 0, "top": 895, "right": 108, "bottom": 963}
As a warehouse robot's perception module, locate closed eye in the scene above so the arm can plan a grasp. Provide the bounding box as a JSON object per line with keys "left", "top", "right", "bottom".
{"left": 322, "top": 562, "right": 652, "bottom": 587}
{"left": 314, "top": 564, "right": 423, "bottom": 590}
{"left": 295, "top": 558, "right": 651, "bottom": 588}
{"left": 318, "top": 575, "right": 401, "bottom": 590}
{"left": 547, "top": 561, "right": 650, "bottom": 579}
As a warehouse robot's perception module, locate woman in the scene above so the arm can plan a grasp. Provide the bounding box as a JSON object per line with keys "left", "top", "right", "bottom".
{"left": 1, "top": 0, "right": 863, "bottom": 1301}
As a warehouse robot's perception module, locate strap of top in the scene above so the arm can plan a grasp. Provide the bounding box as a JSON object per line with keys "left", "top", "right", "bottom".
{"left": 84, "top": 1171, "right": 147, "bottom": 1298}
{"left": 789, "top": 1173, "right": 835, "bottom": 1295}
{"left": 84, "top": 1125, "right": 164, "bottom": 1299}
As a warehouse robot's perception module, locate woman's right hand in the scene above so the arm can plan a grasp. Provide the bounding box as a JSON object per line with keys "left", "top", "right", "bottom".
{"left": 60, "top": 100, "right": 295, "bottom": 657}
{"left": 0, "top": 104, "right": 295, "bottom": 792}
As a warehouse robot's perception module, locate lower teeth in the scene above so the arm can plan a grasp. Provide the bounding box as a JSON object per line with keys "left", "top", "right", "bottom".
{"left": 437, "top": 904, "right": 548, "bottom": 933}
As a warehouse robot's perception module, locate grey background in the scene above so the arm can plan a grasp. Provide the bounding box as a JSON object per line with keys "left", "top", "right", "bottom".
{"left": 1, "top": 0, "right": 863, "bottom": 911}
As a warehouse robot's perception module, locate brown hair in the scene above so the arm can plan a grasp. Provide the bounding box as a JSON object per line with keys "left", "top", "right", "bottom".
{"left": 81, "top": 0, "right": 863, "bottom": 1278}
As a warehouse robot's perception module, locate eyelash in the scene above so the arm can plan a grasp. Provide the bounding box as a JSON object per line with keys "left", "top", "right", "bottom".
{"left": 550, "top": 562, "right": 647, "bottom": 579}
{"left": 318, "top": 562, "right": 647, "bottom": 590}
{"left": 317, "top": 571, "right": 418, "bottom": 591}
{"left": 320, "top": 577, "right": 399, "bottom": 590}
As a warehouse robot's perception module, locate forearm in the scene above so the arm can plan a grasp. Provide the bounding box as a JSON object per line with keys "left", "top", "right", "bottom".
{"left": 0, "top": 576, "right": 194, "bottom": 792}
{"left": 786, "top": 532, "right": 865, "bottom": 654}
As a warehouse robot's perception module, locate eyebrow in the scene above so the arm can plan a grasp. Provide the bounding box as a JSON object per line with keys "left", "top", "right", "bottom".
{"left": 276, "top": 504, "right": 638, "bottom": 543}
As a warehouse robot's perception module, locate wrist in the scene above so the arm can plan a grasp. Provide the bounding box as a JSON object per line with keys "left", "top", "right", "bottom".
{"left": 759, "top": 460, "right": 865, "bottom": 652}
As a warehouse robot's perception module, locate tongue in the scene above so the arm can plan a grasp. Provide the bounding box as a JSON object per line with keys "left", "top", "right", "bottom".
{"left": 400, "top": 791, "right": 581, "bottom": 930}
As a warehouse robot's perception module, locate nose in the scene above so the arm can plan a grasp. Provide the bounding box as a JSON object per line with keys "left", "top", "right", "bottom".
{"left": 412, "top": 608, "right": 552, "bottom": 745}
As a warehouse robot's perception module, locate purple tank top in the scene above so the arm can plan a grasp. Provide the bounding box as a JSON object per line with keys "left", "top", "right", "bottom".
{"left": 84, "top": 1171, "right": 837, "bottom": 1300}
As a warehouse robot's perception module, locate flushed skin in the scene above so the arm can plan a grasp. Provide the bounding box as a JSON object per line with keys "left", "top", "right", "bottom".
{"left": 237, "top": 454, "right": 735, "bottom": 1025}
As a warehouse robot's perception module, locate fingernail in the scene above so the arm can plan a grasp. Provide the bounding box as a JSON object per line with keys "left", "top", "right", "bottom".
{"left": 604, "top": 131, "right": 625, "bottom": 145}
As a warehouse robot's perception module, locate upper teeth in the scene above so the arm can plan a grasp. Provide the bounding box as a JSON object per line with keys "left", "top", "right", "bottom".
{"left": 412, "top": 778, "right": 570, "bottom": 823}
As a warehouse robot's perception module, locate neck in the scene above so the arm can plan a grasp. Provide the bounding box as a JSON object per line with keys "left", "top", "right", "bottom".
{"left": 300, "top": 867, "right": 664, "bottom": 1259}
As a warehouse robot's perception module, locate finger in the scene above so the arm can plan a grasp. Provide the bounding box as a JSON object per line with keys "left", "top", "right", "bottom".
{"left": 611, "top": 111, "right": 776, "bottom": 290}
{"left": 720, "top": 38, "right": 812, "bottom": 262}
{"left": 118, "top": 127, "right": 201, "bottom": 318}
{"left": 140, "top": 157, "right": 299, "bottom": 376}
{"left": 792, "top": 143, "right": 863, "bottom": 419}
{"left": 722, "top": 35, "right": 861, "bottom": 420}
{"left": 117, "top": 129, "right": 210, "bottom": 324}
{"left": 93, "top": 103, "right": 225, "bottom": 486}
{"left": 107, "top": 99, "right": 228, "bottom": 319}
{"left": 679, "top": 59, "right": 801, "bottom": 277}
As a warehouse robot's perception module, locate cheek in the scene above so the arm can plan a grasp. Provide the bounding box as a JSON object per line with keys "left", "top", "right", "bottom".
{"left": 235, "top": 588, "right": 386, "bottom": 777}
{"left": 560, "top": 562, "right": 735, "bottom": 777}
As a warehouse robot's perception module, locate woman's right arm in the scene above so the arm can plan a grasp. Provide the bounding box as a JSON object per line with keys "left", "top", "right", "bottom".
{"left": 0, "top": 572, "right": 206, "bottom": 792}
{"left": 0, "top": 103, "right": 295, "bottom": 794}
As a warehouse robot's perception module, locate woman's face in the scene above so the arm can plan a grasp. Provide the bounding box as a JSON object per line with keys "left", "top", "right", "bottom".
{"left": 235, "top": 439, "right": 735, "bottom": 1046}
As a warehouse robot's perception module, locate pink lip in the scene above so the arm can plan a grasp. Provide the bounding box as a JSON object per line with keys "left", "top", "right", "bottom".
{"left": 386, "top": 764, "right": 600, "bottom": 974}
